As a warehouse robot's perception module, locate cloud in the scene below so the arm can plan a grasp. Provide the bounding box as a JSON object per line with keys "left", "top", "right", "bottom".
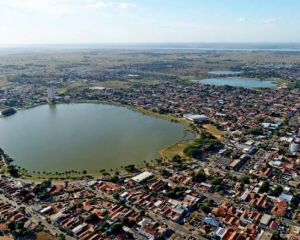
{"left": 262, "top": 18, "right": 277, "bottom": 24}
{"left": 237, "top": 17, "right": 248, "bottom": 23}
{"left": 118, "top": 2, "right": 136, "bottom": 9}
{"left": 0, "top": 0, "right": 137, "bottom": 16}
{"left": 84, "top": 0, "right": 136, "bottom": 9}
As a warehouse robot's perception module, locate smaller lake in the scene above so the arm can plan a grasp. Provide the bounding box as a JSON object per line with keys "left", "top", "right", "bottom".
{"left": 194, "top": 78, "right": 276, "bottom": 88}
{"left": 208, "top": 70, "right": 242, "bottom": 76}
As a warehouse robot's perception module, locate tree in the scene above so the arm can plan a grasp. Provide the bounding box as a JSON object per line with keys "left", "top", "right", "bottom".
{"left": 1, "top": 108, "right": 16, "bottom": 117}
{"left": 259, "top": 181, "right": 270, "bottom": 193}
{"left": 240, "top": 175, "right": 250, "bottom": 184}
{"left": 7, "top": 165, "right": 20, "bottom": 178}
{"left": 269, "top": 185, "right": 283, "bottom": 197}
{"left": 124, "top": 164, "right": 136, "bottom": 172}
{"left": 248, "top": 127, "right": 263, "bottom": 135}
{"left": 212, "top": 177, "right": 224, "bottom": 191}
{"left": 110, "top": 174, "right": 119, "bottom": 183}
{"left": 192, "top": 169, "right": 207, "bottom": 183}
{"left": 110, "top": 222, "right": 123, "bottom": 235}
{"left": 159, "top": 169, "right": 170, "bottom": 177}
{"left": 113, "top": 193, "right": 120, "bottom": 200}
{"left": 34, "top": 180, "right": 52, "bottom": 201}
{"left": 58, "top": 234, "right": 66, "bottom": 240}
{"left": 198, "top": 198, "right": 214, "bottom": 214}
{"left": 272, "top": 230, "right": 282, "bottom": 240}
{"left": 85, "top": 213, "right": 100, "bottom": 224}
{"left": 212, "top": 177, "right": 223, "bottom": 186}
{"left": 172, "top": 155, "right": 182, "bottom": 163}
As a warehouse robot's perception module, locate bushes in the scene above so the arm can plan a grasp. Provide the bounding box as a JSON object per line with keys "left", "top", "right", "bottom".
{"left": 259, "top": 181, "right": 270, "bottom": 193}
{"left": 192, "top": 169, "right": 207, "bottom": 183}
{"left": 240, "top": 175, "right": 250, "bottom": 184}
{"left": 7, "top": 165, "right": 20, "bottom": 178}
{"left": 124, "top": 164, "right": 136, "bottom": 172}
{"left": 269, "top": 185, "right": 283, "bottom": 197}
{"left": 165, "top": 185, "right": 187, "bottom": 199}
{"left": 248, "top": 127, "right": 263, "bottom": 135}
{"left": 172, "top": 154, "right": 182, "bottom": 163}
{"left": 34, "top": 180, "right": 52, "bottom": 201}
{"left": 0, "top": 148, "right": 19, "bottom": 177}
{"left": 184, "top": 133, "right": 222, "bottom": 159}
{"left": 212, "top": 177, "right": 224, "bottom": 191}
{"left": 1, "top": 108, "right": 16, "bottom": 117}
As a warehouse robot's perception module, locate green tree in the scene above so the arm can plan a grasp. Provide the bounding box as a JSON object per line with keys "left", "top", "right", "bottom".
{"left": 269, "top": 185, "right": 283, "bottom": 197}
{"left": 259, "top": 181, "right": 270, "bottom": 193}
{"left": 240, "top": 175, "right": 250, "bottom": 184}
{"left": 192, "top": 169, "right": 207, "bottom": 183}
{"left": 7, "top": 165, "right": 20, "bottom": 178}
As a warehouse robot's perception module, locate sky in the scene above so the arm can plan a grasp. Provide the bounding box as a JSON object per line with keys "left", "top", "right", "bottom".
{"left": 0, "top": 0, "right": 300, "bottom": 45}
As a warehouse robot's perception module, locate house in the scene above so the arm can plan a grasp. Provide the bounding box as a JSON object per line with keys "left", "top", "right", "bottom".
{"left": 256, "top": 230, "right": 273, "bottom": 240}
{"left": 199, "top": 182, "right": 212, "bottom": 192}
{"left": 221, "top": 228, "right": 241, "bottom": 240}
{"left": 72, "top": 223, "right": 88, "bottom": 236}
{"left": 39, "top": 206, "right": 53, "bottom": 214}
{"left": 137, "top": 218, "right": 169, "bottom": 240}
{"left": 215, "top": 227, "right": 228, "bottom": 240}
{"left": 260, "top": 214, "right": 271, "bottom": 227}
{"left": 279, "top": 193, "right": 293, "bottom": 204}
{"left": 271, "top": 199, "right": 287, "bottom": 217}
{"left": 262, "top": 122, "right": 280, "bottom": 130}
{"left": 50, "top": 211, "right": 68, "bottom": 224}
{"left": 203, "top": 217, "right": 220, "bottom": 228}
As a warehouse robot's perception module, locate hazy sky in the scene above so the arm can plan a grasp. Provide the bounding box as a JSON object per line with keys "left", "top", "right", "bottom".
{"left": 0, "top": 0, "right": 299, "bottom": 45}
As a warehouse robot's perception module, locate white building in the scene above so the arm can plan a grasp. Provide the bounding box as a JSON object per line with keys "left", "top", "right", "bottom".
{"left": 132, "top": 171, "right": 153, "bottom": 183}
{"left": 260, "top": 214, "right": 272, "bottom": 227}
{"left": 183, "top": 113, "right": 209, "bottom": 123}
{"left": 289, "top": 142, "right": 299, "bottom": 153}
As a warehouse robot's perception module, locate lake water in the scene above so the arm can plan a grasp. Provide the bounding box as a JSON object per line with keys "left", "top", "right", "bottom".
{"left": 0, "top": 104, "right": 193, "bottom": 173}
{"left": 194, "top": 78, "right": 276, "bottom": 88}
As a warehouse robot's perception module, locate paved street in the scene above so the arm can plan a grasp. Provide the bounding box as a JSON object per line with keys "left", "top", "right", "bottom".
{"left": 147, "top": 211, "right": 207, "bottom": 240}
{"left": 0, "top": 193, "right": 75, "bottom": 240}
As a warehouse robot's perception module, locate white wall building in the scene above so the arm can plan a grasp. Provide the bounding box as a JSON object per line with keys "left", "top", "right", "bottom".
{"left": 290, "top": 142, "right": 299, "bottom": 153}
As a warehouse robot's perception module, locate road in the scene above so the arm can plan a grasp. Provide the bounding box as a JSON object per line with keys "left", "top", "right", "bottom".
{"left": 0, "top": 193, "right": 75, "bottom": 240}
{"left": 147, "top": 211, "right": 207, "bottom": 240}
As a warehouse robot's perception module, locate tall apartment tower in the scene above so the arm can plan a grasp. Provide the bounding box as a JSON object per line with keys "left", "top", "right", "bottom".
{"left": 47, "top": 87, "right": 56, "bottom": 102}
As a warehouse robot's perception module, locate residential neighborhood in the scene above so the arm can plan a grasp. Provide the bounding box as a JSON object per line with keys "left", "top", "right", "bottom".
{"left": 0, "top": 72, "right": 299, "bottom": 239}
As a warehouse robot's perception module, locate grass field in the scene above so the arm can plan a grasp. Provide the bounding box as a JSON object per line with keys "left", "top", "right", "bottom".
{"left": 36, "top": 232, "right": 57, "bottom": 240}
{"left": 0, "top": 76, "right": 10, "bottom": 87}
{"left": 90, "top": 80, "right": 130, "bottom": 89}
{"left": 160, "top": 139, "right": 194, "bottom": 160}
{"left": 202, "top": 124, "right": 225, "bottom": 140}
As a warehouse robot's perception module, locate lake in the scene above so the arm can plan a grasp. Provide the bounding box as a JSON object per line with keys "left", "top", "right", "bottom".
{"left": 0, "top": 104, "right": 193, "bottom": 173}
{"left": 194, "top": 78, "right": 276, "bottom": 88}
{"left": 208, "top": 70, "right": 242, "bottom": 76}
